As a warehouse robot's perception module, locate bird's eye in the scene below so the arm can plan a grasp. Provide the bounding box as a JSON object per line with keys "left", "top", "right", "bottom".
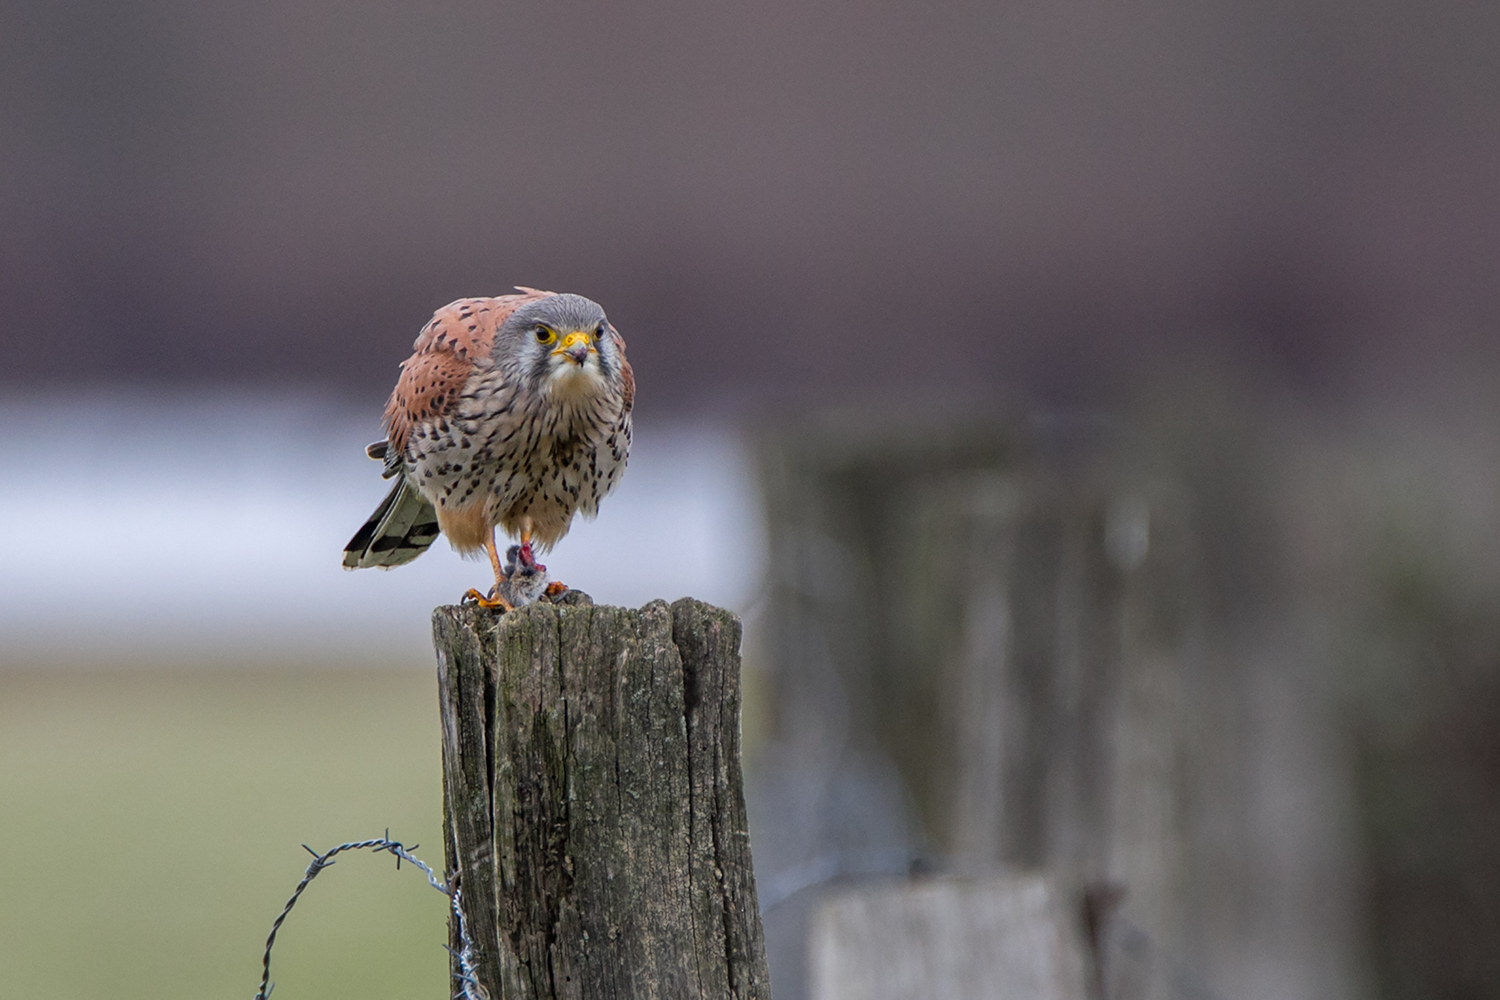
{"left": 535, "top": 327, "right": 556, "bottom": 344}
{"left": 595, "top": 323, "right": 607, "bottom": 340}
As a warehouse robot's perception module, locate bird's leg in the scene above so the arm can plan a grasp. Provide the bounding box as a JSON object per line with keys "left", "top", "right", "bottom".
{"left": 485, "top": 533, "right": 506, "bottom": 588}
{"left": 462, "top": 532, "right": 513, "bottom": 610}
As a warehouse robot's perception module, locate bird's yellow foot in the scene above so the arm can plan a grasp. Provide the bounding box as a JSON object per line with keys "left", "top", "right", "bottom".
{"left": 462, "top": 587, "right": 514, "bottom": 611}
{"left": 544, "top": 581, "right": 569, "bottom": 598}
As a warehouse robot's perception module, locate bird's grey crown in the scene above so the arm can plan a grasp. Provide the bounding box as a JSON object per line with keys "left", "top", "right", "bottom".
{"left": 500, "top": 293, "right": 608, "bottom": 337}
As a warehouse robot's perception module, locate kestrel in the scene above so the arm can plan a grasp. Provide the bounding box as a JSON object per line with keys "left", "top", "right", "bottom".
{"left": 342, "top": 288, "right": 634, "bottom": 608}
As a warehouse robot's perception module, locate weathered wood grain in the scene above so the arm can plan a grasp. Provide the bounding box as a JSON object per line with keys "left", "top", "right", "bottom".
{"left": 434, "top": 596, "right": 771, "bottom": 1000}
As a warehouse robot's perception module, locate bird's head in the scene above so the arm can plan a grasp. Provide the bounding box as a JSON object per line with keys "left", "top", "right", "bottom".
{"left": 496, "top": 292, "right": 622, "bottom": 400}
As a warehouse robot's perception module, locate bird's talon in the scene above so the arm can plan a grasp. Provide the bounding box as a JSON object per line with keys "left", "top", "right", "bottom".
{"left": 544, "top": 581, "right": 569, "bottom": 597}
{"left": 462, "top": 587, "right": 513, "bottom": 611}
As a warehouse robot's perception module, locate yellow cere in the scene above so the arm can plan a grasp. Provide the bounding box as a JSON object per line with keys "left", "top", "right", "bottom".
{"left": 556, "top": 330, "right": 594, "bottom": 353}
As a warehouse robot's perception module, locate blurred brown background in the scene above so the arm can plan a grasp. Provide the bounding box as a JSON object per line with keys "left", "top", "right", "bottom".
{"left": 6, "top": 0, "right": 1499, "bottom": 405}
{"left": 4, "top": 1, "right": 1500, "bottom": 999}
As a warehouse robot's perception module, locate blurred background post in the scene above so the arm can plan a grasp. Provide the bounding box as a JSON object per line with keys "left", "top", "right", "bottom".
{"left": 4, "top": 1, "right": 1500, "bottom": 998}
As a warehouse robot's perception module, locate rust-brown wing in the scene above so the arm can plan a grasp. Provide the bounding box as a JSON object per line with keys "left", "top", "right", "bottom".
{"left": 382, "top": 289, "right": 554, "bottom": 454}
{"left": 608, "top": 324, "right": 635, "bottom": 415}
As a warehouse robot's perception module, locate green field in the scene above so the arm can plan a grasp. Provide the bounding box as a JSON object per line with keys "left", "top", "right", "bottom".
{"left": 0, "top": 667, "right": 451, "bottom": 999}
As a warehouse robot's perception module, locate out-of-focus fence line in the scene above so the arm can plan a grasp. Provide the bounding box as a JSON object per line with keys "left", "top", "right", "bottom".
{"left": 749, "top": 407, "right": 1365, "bottom": 1000}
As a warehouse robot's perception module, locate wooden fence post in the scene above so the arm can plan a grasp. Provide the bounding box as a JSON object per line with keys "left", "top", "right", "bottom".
{"left": 433, "top": 595, "right": 771, "bottom": 1000}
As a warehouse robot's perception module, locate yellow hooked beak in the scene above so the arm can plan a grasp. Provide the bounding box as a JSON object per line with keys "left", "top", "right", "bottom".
{"left": 552, "top": 330, "right": 595, "bottom": 364}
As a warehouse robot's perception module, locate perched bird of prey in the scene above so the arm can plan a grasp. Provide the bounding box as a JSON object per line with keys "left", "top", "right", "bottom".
{"left": 343, "top": 288, "right": 634, "bottom": 608}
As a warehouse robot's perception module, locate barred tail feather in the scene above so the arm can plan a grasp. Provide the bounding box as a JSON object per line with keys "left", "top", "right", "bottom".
{"left": 342, "top": 478, "right": 442, "bottom": 569}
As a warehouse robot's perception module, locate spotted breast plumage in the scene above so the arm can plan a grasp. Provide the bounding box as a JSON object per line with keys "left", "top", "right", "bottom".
{"left": 343, "top": 288, "right": 634, "bottom": 608}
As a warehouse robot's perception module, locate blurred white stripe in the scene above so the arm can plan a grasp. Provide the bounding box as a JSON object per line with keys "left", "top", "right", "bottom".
{"left": 0, "top": 392, "right": 765, "bottom": 665}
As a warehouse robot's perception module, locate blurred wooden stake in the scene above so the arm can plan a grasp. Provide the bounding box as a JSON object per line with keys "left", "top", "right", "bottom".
{"left": 433, "top": 597, "right": 771, "bottom": 1000}
{"left": 811, "top": 875, "right": 1093, "bottom": 1000}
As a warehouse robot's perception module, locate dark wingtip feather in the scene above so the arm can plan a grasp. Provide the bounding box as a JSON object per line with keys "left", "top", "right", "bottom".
{"left": 343, "top": 480, "right": 399, "bottom": 565}
{"left": 344, "top": 478, "right": 443, "bottom": 569}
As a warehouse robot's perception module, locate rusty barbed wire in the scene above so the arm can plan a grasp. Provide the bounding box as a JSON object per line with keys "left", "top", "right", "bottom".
{"left": 254, "top": 830, "right": 484, "bottom": 1000}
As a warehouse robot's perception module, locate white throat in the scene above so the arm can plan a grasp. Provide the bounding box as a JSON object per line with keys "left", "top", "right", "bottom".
{"left": 547, "top": 361, "right": 605, "bottom": 403}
